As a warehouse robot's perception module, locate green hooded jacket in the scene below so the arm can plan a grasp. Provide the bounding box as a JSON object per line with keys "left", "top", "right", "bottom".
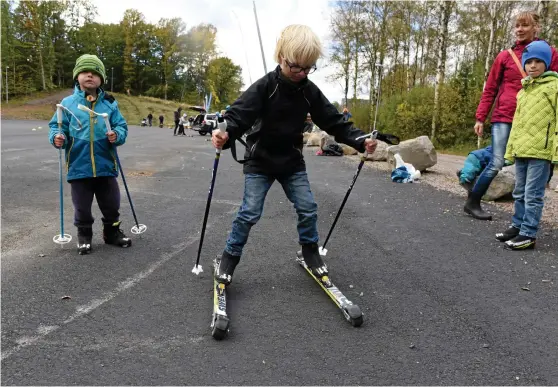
{"left": 505, "top": 71, "right": 558, "bottom": 164}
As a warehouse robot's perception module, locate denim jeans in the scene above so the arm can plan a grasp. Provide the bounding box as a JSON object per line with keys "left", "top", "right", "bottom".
{"left": 225, "top": 172, "right": 318, "bottom": 256}
{"left": 472, "top": 122, "right": 512, "bottom": 195}
{"left": 511, "top": 158, "right": 551, "bottom": 238}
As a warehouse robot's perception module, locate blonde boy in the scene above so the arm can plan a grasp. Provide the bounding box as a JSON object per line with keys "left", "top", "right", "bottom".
{"left": 211, "top": 25, "right": 377, "bottom": 284}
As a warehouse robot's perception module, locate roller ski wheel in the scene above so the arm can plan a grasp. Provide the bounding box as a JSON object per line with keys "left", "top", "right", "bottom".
{"left": 296, "top": 250, "right": 364, "bottom": 327}
{"left": 343, "top": 304, "right": 363, "bottom": 327}
{"left": 211, "top": 315, "right": 229, "bottom": 340}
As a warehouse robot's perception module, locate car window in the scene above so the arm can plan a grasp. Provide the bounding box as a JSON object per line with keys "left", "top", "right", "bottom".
{"left": 206, "top": 115, "right": 216, "bottom": 120}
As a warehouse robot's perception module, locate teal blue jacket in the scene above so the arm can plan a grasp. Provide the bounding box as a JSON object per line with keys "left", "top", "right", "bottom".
{"left": 49, "top": 86, "right": 128, "bottom": 181}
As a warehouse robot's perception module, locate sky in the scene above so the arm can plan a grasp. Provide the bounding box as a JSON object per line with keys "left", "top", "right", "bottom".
{"left": 92, "top": 0, "right": 345, "bottom": 103}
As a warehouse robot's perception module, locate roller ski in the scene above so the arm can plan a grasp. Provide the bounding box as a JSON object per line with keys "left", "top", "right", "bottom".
{"left": 296, "top": 244, "right": 363, "bottom": 327}
{"left": 210, "top": 252, "right": 240, "bottom": 340}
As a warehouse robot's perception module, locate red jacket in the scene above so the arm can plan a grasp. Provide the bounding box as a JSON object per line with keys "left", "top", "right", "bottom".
{"left": 476, "top": 39, "right": 558, "bottom": 123}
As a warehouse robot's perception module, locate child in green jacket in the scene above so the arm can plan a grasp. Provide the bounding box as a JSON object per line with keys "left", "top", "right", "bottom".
{"left": 496, "top": 41, "right": 558, "bottom": 250}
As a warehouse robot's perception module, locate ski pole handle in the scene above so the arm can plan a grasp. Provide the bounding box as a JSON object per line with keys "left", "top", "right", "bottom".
{"left": 102, "top": 114, "right": 113, "bottom": 135}
{"left": 356, "top": 130, "right": 378, "bottom": 159}
{"left": 56, "top": 104, "right": 63, "bottom": 129}
{"left": 215, "top": 117, "right": 227, "bottom": 154}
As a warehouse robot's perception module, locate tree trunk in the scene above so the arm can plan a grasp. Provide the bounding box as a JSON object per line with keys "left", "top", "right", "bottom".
{"left": 431, "top": 1, "right": 453, "bottom": 141}
{"left": 38, "top": 47, "right": 46, "bottom": 90}
{"left": 483, "top": 3, "right": 497, "bottom": 91}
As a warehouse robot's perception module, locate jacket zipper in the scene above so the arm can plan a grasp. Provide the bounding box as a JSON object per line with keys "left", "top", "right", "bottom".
{"left": 545, "top": 123, "right": 550, "bottom": 149}
{"left": 66, "top": 137, "right": 75, "bottom": 172}
{"left": 89, "top": 100, "right": 97, "bottom": 176}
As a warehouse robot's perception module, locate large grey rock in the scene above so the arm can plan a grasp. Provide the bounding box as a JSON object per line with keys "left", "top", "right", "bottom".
{"left": 387, "top": 136, "right": 437, "bottom": 171}
{"left": 340, "top": 144, "right": 358, "bottom": 155}
{"left": 458, "top": 165, "right": 515, "bottom": 201}
{"left": 366, "top": 141, "right": 388, "bottom": 161}
{"left": 305, "top": 132, "right": 322, "bottom": 147}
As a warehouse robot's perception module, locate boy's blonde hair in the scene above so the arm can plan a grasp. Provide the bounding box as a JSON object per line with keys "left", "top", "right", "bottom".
{"left": 274, "top": 24, "right": 323, "bottom": 67}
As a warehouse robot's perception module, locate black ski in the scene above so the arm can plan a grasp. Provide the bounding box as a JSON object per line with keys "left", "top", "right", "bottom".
{"left": 211, "top": 259, "right": 230, "bottom": 340}
{"left": 296, "top": 251, "right": 363, "bottom": 327}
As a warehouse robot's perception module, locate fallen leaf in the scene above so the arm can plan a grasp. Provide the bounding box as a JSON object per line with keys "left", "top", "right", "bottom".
{"left": 38, "top": 254, "right": 46, "bottom": 257}
{"left": 521, "top": 287, "right": 530, "bottom": 291}
{"left": 542, "top": 280, "right": 551, "bottom": 283}
{"left": 61, "top": 295, "right": 71, "bottom": 300}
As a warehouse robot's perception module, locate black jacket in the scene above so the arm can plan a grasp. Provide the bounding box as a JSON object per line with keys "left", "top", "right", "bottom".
{"left": 224, "top": 66, "right": 367, "bottom": 175}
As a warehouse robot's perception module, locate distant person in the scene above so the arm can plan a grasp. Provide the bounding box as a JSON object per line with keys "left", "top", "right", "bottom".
{"left": 159, "top": 115, "right": 164, "bottom": 128}
{"left": 147, "top": 113, "right": 153, "bottom": 127}
{"left": 173, "top": 109, "right": 180, "bottom": 136}
{"left": 304, "top": 113, "right": 314, "bottom": 133}
{"left": 178, "top": 113, "right": 188, "bottom": 136}
{"left": 342, "top": 107, "right": 352, "bottom": 122}
{"left": 48, "top": 54, "right": 132, "bottom": 255}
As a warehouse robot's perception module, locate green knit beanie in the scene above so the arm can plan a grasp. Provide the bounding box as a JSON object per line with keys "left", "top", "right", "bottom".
{"left": 73, "top": 54, "right": 106, "bottom": 84}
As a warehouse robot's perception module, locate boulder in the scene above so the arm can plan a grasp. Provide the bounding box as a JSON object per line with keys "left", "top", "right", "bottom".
{"left": 366, "top": 140, "right": 388, "bottom": 161}
{"left": 340, "top": 144, "right": 358, "bottom": 155}
{"left": 387, "top": 136, "right": 437, "bottom": 171}
{"left": 305, "top": 132, "right": 322, "bottom": 147}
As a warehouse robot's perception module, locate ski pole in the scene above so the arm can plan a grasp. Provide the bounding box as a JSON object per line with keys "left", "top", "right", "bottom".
{"left": 52, "top": 104, "right": 73, "bottom": 245}
{"left": 192, "top": 117, "right": 226, "bottom": 275}
{"left": 77, "top": 104, "right": 147, "bottom": 235}
{"left": 320, "top": 131, "right": 379, "bottom": 255}
{"left": 320, "top": 64, "right": 397, "bottom": 256}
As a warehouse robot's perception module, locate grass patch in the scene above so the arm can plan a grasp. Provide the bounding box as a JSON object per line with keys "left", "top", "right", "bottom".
{"left": 438, "top": 139, "right": 491, "bottom": 156}
{"left": 1, "top": 89, "right": 202, "bottom": 126}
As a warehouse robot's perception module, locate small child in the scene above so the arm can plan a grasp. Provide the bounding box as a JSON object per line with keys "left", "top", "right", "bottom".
{"left": 49, "top": 54, "right": 132, "bottom": 255}
{"left": 457, "top": 146, "right": 493, "bottom": 192}
{"left": 496, "top": 41, "right": 558, "bottom": 250}
{"left": 211, "top": 25, "right": 377, "bottom": 284}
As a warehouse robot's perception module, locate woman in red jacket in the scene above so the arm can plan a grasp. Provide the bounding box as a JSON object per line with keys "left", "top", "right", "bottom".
{"left": 464, "top": 11, "right": 558, "bottom": 220}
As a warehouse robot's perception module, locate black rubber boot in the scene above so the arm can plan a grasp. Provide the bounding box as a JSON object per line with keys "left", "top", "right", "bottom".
{"left": 77, "top": 227, "right": 92, "bottom": 255}
{"left": 301, "top": 243, "right": 328, "bottom": 277}
{"left": 215, "top": 251, "right": 241, "bottom": 285}
{"left": 464, "top": 192, "right": 492, "bottom": 220}
{"left": 103, "top": 221, "right": 132, "bottom": 247}
{"left": 505, "top": 235, "right": 536, "bottom": 250}
{"left": 495, "top": 226, "right": 520, "bottom": 242}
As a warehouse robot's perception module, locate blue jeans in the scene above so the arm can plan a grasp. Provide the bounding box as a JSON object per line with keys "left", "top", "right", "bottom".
{"left": 472, "top": 122, "right": 512, "bottom": 195}
{"left": 511, "top": 158, "right": 551, "bottom": 238}
{"left": 225, "top": 172, "right": 319, "bottom": 256}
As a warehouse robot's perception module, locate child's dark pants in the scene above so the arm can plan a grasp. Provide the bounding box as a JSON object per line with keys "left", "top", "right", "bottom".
{"left": 70, "top": 177, "right": 121, "bottom": 227}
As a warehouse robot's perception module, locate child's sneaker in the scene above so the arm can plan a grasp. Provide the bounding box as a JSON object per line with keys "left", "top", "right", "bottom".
{"left": 505, "top": 235, "right": 536, "bottom": 250}
{"left": 495, "top": 226, "right": 520, "bottom": 242}
{"left": 103, "top": 221, "right": 132, "bottom": 247}
{"left": 77, "top": 227, "right": 92, "bottom": 255}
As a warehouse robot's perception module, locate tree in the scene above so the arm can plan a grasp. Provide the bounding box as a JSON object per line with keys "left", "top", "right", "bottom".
{"left": 205, "top": 57, "right": 243, "bottom": 110}
{"left": 431, "top": 1, "right": 454, "bottom": 141}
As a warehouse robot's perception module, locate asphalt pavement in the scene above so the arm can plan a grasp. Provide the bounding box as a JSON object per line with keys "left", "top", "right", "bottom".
{"left": 1, "top": 120, "right": 557, "bottom": 385}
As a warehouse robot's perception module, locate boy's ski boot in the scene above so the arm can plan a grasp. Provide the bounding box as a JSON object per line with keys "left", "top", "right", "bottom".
{"left": 495, "top": 226, "right": 520, "bottom": 242}
{"left": 301, "top": 243, "right": 329, "bottom": 278}
{"left": 103, "top": 221, "right": 132, "bottom": 248}
{"left": 77, "top": 227, "right": 92, "bottom": 255}
{"left": 505, "top": 235, "right": 536, "bottom": 250}
{"left": 215, "top": 251, "right": 241, "bottom": 285}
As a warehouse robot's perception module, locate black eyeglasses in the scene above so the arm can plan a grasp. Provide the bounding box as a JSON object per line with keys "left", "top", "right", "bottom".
{"left": 285, "top": 60, "right": 317, "bottom": 74}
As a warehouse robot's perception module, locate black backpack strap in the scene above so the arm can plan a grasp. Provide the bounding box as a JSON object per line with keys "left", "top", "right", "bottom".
{"left": 229, "top": 137, "right": 252, "bottom": 164}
